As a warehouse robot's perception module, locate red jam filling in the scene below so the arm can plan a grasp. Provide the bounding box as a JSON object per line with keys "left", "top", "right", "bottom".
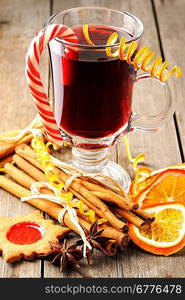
{"left": 6, "top": 222, "right": 43, "bottom": 245}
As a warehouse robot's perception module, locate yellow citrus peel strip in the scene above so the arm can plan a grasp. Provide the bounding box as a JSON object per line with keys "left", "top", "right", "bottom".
{"left": 123, "top": 136, "right": 152, "bottom": 196}
{"left": 123, "top": 136, "right": 146, "bottom": 172}
{"left": 131, "top": 167, "right": 152, "bottom": 198}
{"left": 31, "top": 137, "right": 105, "bottom": 224}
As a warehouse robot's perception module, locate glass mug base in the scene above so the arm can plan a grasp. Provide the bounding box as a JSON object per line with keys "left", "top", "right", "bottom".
{"left": 59, "top": 122, "right": 130, "bottom": 149}
{"left": 71, "top": 147, "right": 131, "bottom": 192}
{"left": 58, "top": 125, "right": 131, "bottom": 190}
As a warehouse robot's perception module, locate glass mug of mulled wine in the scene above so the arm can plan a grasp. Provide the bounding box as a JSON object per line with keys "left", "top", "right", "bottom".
{"left": 42, "top": 7, "right": 174, "bottom": 190}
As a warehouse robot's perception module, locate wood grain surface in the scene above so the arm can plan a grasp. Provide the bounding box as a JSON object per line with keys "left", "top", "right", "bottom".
{"left": 0, "top": 0, "right": 184, "bottom": 278}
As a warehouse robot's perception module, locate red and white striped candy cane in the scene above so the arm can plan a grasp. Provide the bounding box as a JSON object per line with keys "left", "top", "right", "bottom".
{"left": 25, "top": 24, "right": 78, "bottom": 145}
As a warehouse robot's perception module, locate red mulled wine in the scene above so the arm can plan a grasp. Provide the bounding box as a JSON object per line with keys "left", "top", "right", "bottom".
{"left": 50, "top": 25, "right": 135, "bottom": 139}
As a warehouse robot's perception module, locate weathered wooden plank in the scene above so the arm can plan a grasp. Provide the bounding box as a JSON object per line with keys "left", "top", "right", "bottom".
{"left": 117, "top": 245, "right": 185, "bottom": 277}
{"left": 153, "top": 0, "right": 185, "bottom": 154}
{"left": 0, "top": 0, "right": 50, "bottom": 278}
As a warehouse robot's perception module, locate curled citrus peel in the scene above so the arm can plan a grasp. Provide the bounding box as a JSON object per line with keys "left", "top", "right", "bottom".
{"left": 105, "top": 31, "right": 182, "bottom": 82}
{"left": 130, "top": 167, "right": 152, "bottom": 198}
{"left": 82, "top": 25, "right": 182, "bottom": 81}
{"left": 123, "top": 136, "right": 146, "bottom": 172}
{"left": 123, "top": 136, "right": 150, "bottom": 197}
{"left": 129, "top": 202, "right": 185, "bottom": 255}
{"left": 31, "top": 137, "right": 105, "bottom": 224}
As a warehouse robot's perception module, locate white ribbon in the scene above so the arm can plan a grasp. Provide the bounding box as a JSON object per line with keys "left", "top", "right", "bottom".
{"left": 21, "top": 182, "right": 92, "bottom": 257}
{"left": 58, "top": 207, "right": 68, "bottom": 225}
{"left": 64, "top": 174, "right": 80, "bottom": 191}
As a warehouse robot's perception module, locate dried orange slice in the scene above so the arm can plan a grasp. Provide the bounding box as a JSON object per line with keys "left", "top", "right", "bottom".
{"left": 129, "top": 202, "right": 185, "bottom": 255}
{"left": 134, "top": 169, "right": 185, "bottom": 208}
{"left": 130, "top": 164, "right": 185, "bottom": 199}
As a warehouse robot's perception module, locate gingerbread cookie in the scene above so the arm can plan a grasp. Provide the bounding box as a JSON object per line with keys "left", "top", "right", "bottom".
{"left": 0, "top": 210, "right": 70, "bottom": 263}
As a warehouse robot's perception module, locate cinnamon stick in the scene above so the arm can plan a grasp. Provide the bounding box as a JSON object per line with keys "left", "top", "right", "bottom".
{"left": 4, "top": 163, "right": 35, "bottom": 188}
{"left": 0, "top": 134, "right": 32, "bottom": 159}
{"left": 15, "top": 144, "right": 44, "bottom": 171}
{"left": 131, "top": 208, "right": 155, "bottom": 222}
{"left": 90, "top": 190, "right": 138, "bottom": 210}
{"left": 13, "top": 154, "right": 47, "bottom": 182}
{"left": 103, "top": 240, "right": 117, "bottom": 256}
{"left": 113, "top": 207, "right": 147, "bottom": 228}
{"left": 100, "top": 224, "right": 129, "bottom": 247}
{"left": 0, "top": 154, "right": 13, "bottom": 168}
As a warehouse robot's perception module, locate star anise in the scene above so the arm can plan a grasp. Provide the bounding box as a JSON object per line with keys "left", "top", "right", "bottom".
{"left": 39, "top": 240, "right": 83, "bottom": 272}
{"left": 75, "top": 220, "right": 111, "bottom": 264}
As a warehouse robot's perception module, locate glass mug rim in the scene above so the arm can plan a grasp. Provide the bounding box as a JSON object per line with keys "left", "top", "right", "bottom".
{"left": 46, "top": 6, "right": 144, "bottom": 49}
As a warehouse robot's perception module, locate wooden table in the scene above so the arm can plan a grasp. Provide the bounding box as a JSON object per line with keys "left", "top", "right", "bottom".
{"left": 0, "top": 0, "right": 184, "bottom": 278}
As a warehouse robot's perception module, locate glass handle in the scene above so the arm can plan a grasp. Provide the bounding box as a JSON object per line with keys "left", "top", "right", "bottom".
{"left": 130, "top": 73, "right": 174, "bottom": 134}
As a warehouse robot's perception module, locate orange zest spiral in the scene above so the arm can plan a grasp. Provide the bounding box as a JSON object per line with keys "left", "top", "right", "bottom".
{"left": 106, "top": 32, "right": 182, "bottom": 82}
{"left": 82, "top": 24, "right": 182, "bottom": 82}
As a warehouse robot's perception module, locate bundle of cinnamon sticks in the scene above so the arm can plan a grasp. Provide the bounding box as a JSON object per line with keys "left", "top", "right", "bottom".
{"left": 0, "top": 142, "right": 154, "bottom": 257}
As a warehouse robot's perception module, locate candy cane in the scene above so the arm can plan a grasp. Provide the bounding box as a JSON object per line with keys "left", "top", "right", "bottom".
{"left": 25, "top": 24, "right": 78, "bottom": 145}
